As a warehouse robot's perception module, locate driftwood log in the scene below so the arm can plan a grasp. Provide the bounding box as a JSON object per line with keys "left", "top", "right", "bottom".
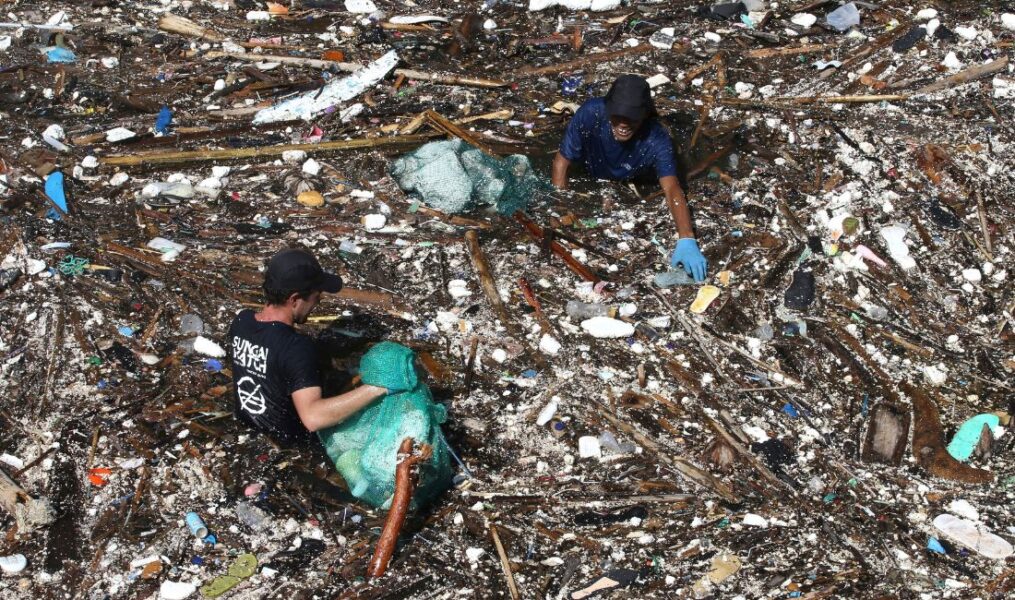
{"left": 366, "top": 438, "right": 431, "bottom": 579}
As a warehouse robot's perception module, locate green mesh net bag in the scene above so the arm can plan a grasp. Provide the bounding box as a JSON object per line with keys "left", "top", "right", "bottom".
{"left": 390, "top": 139, "right": 549, "bottom": 215}
{"left": 318, "top": 342, "right": 452, "bottom": 509}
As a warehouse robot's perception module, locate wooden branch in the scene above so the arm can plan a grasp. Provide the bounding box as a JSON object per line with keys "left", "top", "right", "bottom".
{"left": 465, "top": 230, "right": 512, "bottom": 326}
{"left": 515, "top": 43, "right": 661, "bottom": 77}
{"left": 490, "top": 524, "right": 521, "bottom": 600}
{"left": 915, "top": 56, "right": 1008, "bottom": 95}
{"left": 367, "top": 438, "right": 431, "bottom": 578}
{"left": 596, "top": 404, "right": 741, "bottom": 504}
{"left": 745, "top": 43, "right": 836, "bottom": 59}
{"left": 100, "top": 134, "right": 434, "bottom": 168}
{"left": 515, "top": 213, "right": 600, "bottom": 283}
{"left": 1, "top": 465, "right": 56, "bottom": 533}
{"left": 905, "top": 383, "right": 993, "bottom": 484}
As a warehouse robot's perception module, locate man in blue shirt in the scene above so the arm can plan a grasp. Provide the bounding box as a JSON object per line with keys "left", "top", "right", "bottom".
{"left": 552, "top": 75, "right": 708, "bottom": 281}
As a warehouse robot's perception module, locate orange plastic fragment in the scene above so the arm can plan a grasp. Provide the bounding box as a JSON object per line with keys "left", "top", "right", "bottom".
{"left": 322, "top": 50, "right": 345, "bottom": 61}
{"left": 266, "top": 2, "right": 289, "bottom": 15}
{"left": 88, "top": 467, "right": 112, "bottom": 486}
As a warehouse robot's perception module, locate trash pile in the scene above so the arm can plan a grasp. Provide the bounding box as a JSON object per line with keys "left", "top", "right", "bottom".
{"left": 1, "top": 1, "right": 1013, "bottom": 599}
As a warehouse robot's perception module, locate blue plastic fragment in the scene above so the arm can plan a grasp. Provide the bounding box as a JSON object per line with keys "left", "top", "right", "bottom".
{"left": 44, "top": 171, "right": 68, "bottom": 220}
{"left": 521, "top": 369, "right": 538, "bottom": 379}
{"left": 47, "top": 47, "right": 76, "bottom": 63}
{"left": 782, "top": 402, "right": 800, "bottom": 418}
{"left": 118, "top": 325, "right": 135, "bottom": 337}
{"left": 191, "top": 556, "right": 205, "bottom": 565}
{"left": 927, "top": 537, "right": 946, "bottom": 554}
{"left": 203, "top": 534, "right": 217, "bottom": 545}
{"left": 946, "top": 413, "right": 1000, "bottom": 462}
{"left": 155, "top": 106, "right": 173, "bottom": 134}
{"left": 97, "top": 379, "right": 108, "bottom": 389}
{"left": 204, "top": 358, "right": 223, "bottom": 372}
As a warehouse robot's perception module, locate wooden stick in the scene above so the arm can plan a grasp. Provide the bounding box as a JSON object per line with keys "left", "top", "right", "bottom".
{"left": 915, "top": 56, "right": 1008, "bottom": 95}
{"left": 595, "top": 404, "right": 741, "bottom": 504}
{"left": 515, "top": 43, "right": 659, "bottom": 77}
{"left": 490, "top": 524, "right": 521, "bottom": 600}
{"left": 465, "top": 230, "right": 512, "bottom": 326}
{"left": 745, "top": 43, "right": 836, "bottom": 59}
{"left": 394, "top": 69, "right": 509, "bottom": 88}
{"left": 367, "top": 438, "right": 431, "bottom": 578}
{"left": 424, "top": 110, "right": 500, "bottom": 157}
{"left": 100, "top": 134, "right": 433, "bottom": 167}
{"left": 514, "top": 213, "right": 600, "bottom": 283}
{"left": 0, "top": 466, "right": 55, "bottom": 532}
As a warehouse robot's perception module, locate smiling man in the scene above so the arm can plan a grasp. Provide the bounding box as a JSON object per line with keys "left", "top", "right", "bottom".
{"left": 551, "top": 74, "right": 708, "bottom": 281}
{"left": 227, "top": 248, "right": 387, "bottom": 446}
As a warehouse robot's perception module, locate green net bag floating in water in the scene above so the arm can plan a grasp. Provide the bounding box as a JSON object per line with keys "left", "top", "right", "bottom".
{"left": 390, "top": 139, "right": 549, "bottom": 215}
{"left": 318, "top": 342, "right": 452, "bottom": 509}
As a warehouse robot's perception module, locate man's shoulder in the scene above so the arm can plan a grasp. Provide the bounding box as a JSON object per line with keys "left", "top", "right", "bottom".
{"left": 642, "top": 120, "right": 675, "bottom": 149}
{"left": 576, "top": 97, "right": 607, "bottom": 119}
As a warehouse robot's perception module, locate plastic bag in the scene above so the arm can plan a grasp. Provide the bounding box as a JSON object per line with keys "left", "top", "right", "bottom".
{"left": 390, "top": 140, "right": 548, "bottom": 215}
{"left": 318, "top": 342, "right": 452, "bottom": 509}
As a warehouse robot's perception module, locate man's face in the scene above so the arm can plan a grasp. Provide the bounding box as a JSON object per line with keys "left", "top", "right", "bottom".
{"left": 291, "top": 290, "right": 321, "bottom": 324}
{"left": 609, "top": 115, "right": 643, "bottom": 142}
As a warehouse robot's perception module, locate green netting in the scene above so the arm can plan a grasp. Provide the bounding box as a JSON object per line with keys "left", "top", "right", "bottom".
{"left": 318, "top": 342, "right": 452, "bottom": 509}
{"left": 390, "top": 139, "right": 548, "bottom": 215}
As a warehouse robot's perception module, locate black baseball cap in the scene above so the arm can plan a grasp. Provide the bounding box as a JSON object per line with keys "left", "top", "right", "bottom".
{"left": 605, "top": 75, "right": 654, "bottom": 122}
{"left": 264, "top": 248, "right": 343, "bottom": 294}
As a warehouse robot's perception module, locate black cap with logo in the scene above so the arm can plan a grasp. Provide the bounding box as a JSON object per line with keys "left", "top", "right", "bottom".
{"left": 604, "top": 75, "right": 654, "bottom": 122}
{"left": 264, "top": 248, "right": 343, "bottom": 294}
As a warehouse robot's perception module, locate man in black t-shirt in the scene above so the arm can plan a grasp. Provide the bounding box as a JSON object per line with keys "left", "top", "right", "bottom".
{"left": 227, "top": 249, "right": 387, "bottom": 446}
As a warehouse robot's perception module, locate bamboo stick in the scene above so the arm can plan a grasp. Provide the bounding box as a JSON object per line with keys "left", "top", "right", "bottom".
{"left": 745, "top": 43, "right": 836, "bottom": 59}
{"left": 197, "top": 51, "right": 508, "bottom": 87}
{"left": 915, "top": 56, "right": 1008, "bottom": 94}
{"left": 99, "top": 134, "right": 433, "bottom": 167}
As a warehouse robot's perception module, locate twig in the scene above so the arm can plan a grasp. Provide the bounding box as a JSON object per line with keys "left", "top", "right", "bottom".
{"left": 489, "top": 524, "right": 521, "bottom": 600}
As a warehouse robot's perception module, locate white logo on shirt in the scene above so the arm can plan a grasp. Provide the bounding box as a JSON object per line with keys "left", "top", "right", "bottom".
{"left": 233, "top": 337, "right": 269, "bottom": 374}
{"left": 237, "top": 376, "right": 267, "bottom": 415}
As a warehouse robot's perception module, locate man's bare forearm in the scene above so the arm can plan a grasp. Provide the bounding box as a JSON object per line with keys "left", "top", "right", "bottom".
{"left": 293, "top": 384, "right": 387, "bottom": 432}
{"left": 551, "top": 152, "right": 570, "bottom": 189}
{"left": 660, "top": 175, "right": 694, "bottom": 238}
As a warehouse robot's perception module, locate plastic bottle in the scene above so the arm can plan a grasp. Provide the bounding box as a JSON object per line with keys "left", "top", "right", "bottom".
{"left": 566, "top": 301, "right": 616, "bottom": 320}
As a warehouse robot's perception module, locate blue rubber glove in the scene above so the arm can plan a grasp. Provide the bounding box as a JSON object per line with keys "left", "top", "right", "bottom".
{"left": 670, "top": 238, "right": 708, "bottom": 282}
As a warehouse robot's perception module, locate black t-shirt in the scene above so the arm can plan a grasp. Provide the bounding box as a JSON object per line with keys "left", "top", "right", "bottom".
{"left": 227, "top": 309, "right": 320, "bottom": 446}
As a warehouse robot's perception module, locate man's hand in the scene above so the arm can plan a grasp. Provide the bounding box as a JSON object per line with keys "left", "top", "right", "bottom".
{"left": 671, "top": 238, "right": 708, "bottom": 282}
